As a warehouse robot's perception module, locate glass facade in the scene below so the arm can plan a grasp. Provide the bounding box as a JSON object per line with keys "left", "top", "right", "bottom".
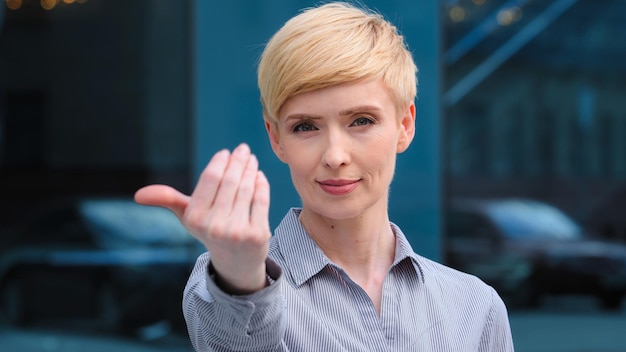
{"left": 443, "top": 0, "right": 626, "bottom": 241}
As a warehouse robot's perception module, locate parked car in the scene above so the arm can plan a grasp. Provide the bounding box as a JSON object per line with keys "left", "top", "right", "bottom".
{"left": 444, "top": 198, "right": 626, "bottom": 310}
{"left": 586, "top": 185, "right": 626, "bottom": 243}
{"left": 0, "top": 197, "right": 202, "bottom": 333}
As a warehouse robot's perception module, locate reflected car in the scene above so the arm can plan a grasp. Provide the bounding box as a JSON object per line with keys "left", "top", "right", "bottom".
{"left": 444, "top": 198, "right": 626, "bottom": 310}
{"left": 0, "top": 197, "right": 202, "bottom": 332}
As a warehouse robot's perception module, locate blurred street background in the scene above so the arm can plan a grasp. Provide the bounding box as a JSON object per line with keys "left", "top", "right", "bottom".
{"left": 2, "top": 0, "right": 626, "bottom": 351}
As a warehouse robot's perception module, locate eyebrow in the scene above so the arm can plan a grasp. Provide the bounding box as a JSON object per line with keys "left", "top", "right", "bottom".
{"left": 284, "top": 114, "right": 321, "bottom": 122}
{"left": 338, "top": 105, "right": 382, "bottom": 116}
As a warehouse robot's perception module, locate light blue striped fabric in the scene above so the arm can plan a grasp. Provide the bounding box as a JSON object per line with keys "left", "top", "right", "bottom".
{"left": 183, "top": 208, "right": 514, "bottom": 351}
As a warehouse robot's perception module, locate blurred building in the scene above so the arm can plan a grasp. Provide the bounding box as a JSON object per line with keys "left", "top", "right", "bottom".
{"left": 0, "top": 0, "right": 191, "bottom": 226}
{"left": 442, "top": 0, "right": 626, "bottom": 239}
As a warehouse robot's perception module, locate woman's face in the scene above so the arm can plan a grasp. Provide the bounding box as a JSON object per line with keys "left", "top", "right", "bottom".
{"left": 266, "top": 79, "right": 415, "bottom": 220}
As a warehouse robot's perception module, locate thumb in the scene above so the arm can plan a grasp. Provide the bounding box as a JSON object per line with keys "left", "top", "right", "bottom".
{"left": 134, "top": 184, "right": 190, "bottom": 219}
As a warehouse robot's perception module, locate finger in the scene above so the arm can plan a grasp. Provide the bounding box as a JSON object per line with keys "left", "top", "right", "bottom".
{"left": 189, "top": 148, "right": 231, "bottom": 209}
{"left": 134, "top": 184, "right": 190, "bottom": 219}
{"left": 232, "top": 153, "right": 259, "bottom": 219}
{"left": 212, "top": 143, "right": 251, "bottom": 214}
{"left": 250, "top": 170, "right": 271, "bottom": 233}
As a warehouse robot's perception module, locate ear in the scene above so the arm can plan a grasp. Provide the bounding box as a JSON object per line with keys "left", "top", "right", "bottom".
{"left": 396, "top": 103, "right": 416, "bottom": 153}
{"left": 265, "top": 118, "right": 287, "bottom": 163}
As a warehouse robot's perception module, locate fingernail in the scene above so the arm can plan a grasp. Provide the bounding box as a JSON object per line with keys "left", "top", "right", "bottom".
{"left": 237, "top": 143, "right": 250, "bottom": 154}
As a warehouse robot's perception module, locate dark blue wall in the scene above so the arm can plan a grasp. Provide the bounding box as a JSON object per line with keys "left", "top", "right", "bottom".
{"left": 192, "top": 0, "right": 442, "bottom": 260}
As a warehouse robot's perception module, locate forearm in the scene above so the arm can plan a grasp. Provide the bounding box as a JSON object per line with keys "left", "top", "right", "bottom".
{"left": 183, "top": 253, "right": 286, "bottom": 352}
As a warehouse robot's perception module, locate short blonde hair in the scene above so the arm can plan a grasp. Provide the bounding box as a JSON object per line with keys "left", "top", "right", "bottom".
{"left": 258, "top": 2, "right": 418, "bottom": 126}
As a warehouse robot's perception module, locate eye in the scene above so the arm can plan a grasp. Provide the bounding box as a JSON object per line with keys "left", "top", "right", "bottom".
{"left": 351, "top": 116, "right": 374, "bottom": 127}
{"left": 293, "top": 122, "right": 318, "bottom": 132}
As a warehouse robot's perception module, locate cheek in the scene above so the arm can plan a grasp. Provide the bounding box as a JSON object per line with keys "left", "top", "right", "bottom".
{"left": 369, "top": 132, "right": 398, "bottom": 158}
{"left": 287, "top": 159, "right": 315, "bottom": 198}
{"left": 284, "top": 150, "right": 314, "bottom": 179}
{"left": 367, "top": 135, "right": 399, "bottom": 176}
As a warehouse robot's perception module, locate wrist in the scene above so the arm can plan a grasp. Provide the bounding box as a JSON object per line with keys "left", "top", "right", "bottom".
{"left": 209, "top": 261, "right": 268, "bottom": 295}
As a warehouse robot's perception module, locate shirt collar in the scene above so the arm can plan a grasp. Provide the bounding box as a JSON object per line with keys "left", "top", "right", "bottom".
{"left": 274, "top": 208, "right": 425, "bottom": 287}
{"left": 390, "top": 222, "right": 426, "bottom": 284}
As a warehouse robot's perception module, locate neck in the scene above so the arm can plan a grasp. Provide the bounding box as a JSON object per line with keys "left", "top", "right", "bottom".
{"left": 298, "top": 206, "right": 396, "bottom": 277}
{"left": 299, "top": 205, "right": 395, "bottom": 316}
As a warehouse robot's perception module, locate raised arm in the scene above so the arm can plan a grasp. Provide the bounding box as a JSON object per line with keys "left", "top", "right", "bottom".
{"left": 135, "top": 143, "right": 285, "bottom": 351}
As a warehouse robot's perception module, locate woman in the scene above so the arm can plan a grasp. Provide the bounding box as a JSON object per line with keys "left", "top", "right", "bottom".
{"left": 135, "top": 2, "right": 514, "bottom": 351}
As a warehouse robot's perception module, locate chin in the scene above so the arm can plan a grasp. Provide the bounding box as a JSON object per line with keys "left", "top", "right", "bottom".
{"left": 304, "top": 199, "right": 371, "bottom": 221}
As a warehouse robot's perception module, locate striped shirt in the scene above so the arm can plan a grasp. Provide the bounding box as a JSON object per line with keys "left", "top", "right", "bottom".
{"left": 183, "top": 208, "right": 515, "bottom": 351}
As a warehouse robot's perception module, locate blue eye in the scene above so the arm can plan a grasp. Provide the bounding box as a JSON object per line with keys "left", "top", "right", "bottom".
{"left": 293, "top": 122, "right": 317, "bottom": 132}
{"left": 351, "top": 117, "right": 374, "bottom": 126}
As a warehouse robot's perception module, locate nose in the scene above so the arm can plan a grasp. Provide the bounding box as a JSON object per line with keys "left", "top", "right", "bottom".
{"left": 322, "top": 128, "right": 351, "bottom": 169}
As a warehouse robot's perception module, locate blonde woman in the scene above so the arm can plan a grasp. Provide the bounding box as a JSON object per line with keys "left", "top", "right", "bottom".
{"left": 135, "top": 2, "right": 514, "bottom": 351}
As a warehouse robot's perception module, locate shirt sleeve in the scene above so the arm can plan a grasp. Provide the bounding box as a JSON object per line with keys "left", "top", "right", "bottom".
{"left": 182, "top": 252, "right": 287, "bottom": 352}
{"left": 478, "top": 287, "right": 515, "bottom": 352}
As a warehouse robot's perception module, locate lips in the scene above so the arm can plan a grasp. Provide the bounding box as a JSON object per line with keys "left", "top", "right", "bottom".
{"left": 317, "top": 179, "right": 360, "bottom": 196}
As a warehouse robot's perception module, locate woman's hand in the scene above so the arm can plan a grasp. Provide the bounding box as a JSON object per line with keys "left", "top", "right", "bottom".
{"left": 134, "top": 143, "right": 272, "bottom": 294}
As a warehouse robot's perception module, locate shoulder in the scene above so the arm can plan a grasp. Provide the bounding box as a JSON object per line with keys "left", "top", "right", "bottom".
{"left": 415, "top": 254, "right": 502, "bottom": 308}
{"left": 416, "top": 255, "right": 512, "bottom": 336}
{"left": 418, "top": 255, "right": 484, "bottom": 284}
{"left": 391, "top": 223, "right": 495, "bottom": 298}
